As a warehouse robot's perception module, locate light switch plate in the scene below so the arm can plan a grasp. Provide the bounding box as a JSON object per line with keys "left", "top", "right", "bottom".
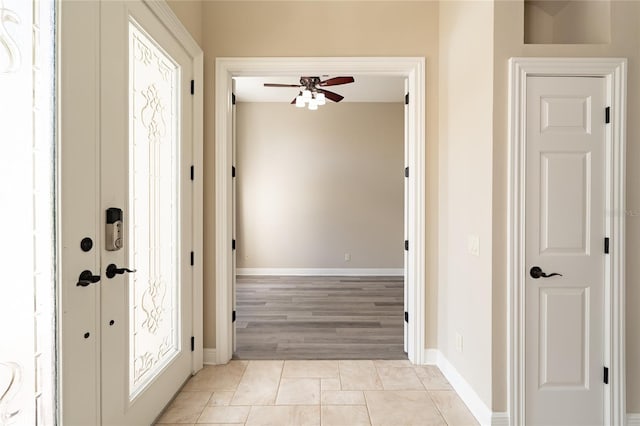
{"left": 468, "top": 235, "right": 480, "bottom": 256}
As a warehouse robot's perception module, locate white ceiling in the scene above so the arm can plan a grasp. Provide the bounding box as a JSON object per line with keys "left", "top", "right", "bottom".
{"left": 233, "top": 75, "right": 405, "bottom": 103}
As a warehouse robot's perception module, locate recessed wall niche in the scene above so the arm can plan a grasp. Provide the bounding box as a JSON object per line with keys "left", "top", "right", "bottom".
{"left": 524, "top": 0, "right": 611, "bottom": 44}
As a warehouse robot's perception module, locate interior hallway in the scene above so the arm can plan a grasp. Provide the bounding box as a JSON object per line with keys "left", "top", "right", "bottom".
{"left": 155, "top": 360, "right": 479, "bottom": 425}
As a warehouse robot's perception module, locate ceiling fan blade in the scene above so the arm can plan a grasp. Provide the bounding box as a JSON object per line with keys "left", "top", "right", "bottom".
{"left": 319, "top": 89, "right": 344, "bottom": 103}
{"left": 264, "top": 83, "right": 300, "bottom": 88}
{"left": 290, "top": 97, "right": 297, "bottom": 105}
{"left": 319, "top": 76, "right": 354, "bottom": 87}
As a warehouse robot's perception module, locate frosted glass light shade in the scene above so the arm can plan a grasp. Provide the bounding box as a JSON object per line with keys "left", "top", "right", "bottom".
{"left": 316, "top": 92, "right": 326, "bottom": 105}
{"left": 296, "top": 96, "right": 305, "bottom": 107}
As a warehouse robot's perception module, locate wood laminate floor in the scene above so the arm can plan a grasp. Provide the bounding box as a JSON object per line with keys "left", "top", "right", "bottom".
{"left": 233, "top": 276, "right": 406, "bottom": 360}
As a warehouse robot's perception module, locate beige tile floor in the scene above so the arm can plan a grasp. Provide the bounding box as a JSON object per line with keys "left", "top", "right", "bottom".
{"left": 155, "top": 360, "right": 479, "bottom": 426}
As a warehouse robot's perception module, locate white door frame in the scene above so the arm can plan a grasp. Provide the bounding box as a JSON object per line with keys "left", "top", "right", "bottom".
{"left": 215, "top": 57, "right": 426, "bottom": 364}
{"left": 507, "top": 57, "right": 627, "bottom": 425}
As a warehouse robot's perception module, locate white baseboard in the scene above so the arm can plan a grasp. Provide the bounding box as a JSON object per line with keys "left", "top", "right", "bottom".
{"left": 424, "top": 348, "right": 439, "bottom": 365}
{"left": 424, "top": 349, "right": 508, "bottom": 426}
{"left": 236, "top": 268, "right": 404, "bottom": 276}
{"left": 490, "top": 412, "right": 510, "bottom": 426}
{"left": 628, "top": 413, "right": 640, "bottom": 426}
{"left": 203, "top": 348, "right": 217, "bottom": 365}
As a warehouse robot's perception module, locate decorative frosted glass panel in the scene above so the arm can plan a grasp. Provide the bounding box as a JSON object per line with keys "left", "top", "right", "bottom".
{"left": 128, "top": 21, "right": 181, "bottom": 398}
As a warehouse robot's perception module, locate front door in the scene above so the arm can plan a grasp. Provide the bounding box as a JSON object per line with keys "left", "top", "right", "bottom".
{"left": 100, "top": 2, "right": 194, "bottom": 424}
{"left": 59, "top": 1, "right": 196, "bottom": 424}
{"left": 525, "top": 76, "right": 606, "bottom": 425}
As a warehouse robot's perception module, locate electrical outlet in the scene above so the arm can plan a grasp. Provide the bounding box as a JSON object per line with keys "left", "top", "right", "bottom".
{"left": 344, "top": 253, "right": 351, "bottom": 262}
{"left": 467, "top": 235, "right": 480, "bottom": 257}
{"left": 455, "top": 333, "right": 463, "bottom": 353}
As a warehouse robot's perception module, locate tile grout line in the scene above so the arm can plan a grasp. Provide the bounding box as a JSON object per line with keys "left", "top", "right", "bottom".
{"left": 274, "top": 360, "right": 284, "bottom": 406}
{"left": 365, "top": 364, "right": 386, "bottom": 426}
{"left": 425, "top": 388, "right": 451, "bottom": 426}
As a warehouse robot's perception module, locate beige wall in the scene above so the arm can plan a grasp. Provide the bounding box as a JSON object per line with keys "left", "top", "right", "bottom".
{"left": 201, "top": 0, "right": 440, "bottom": 350}
{"left": 524, "top": 0, "right": 611, "bottom": 44}
{"left": 493, "top": 0, "right": 640, "bottom": 412}
{"left": 552, "top": 1, "right": 610, "bottom": 44}
{"left": 524, "top": 1, "right": 611, "bottom": 44}
{"left": 166, "top": 0, "right": 202, "bottom": 45}
{"left": 439, "top": 0, "right": 494, "bottom": 408}
{"left": 235, "top": 102, "right": 404, "bottom": 270}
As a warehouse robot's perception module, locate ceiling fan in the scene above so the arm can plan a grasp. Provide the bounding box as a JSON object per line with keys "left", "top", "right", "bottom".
{"left": 263, "top": 76, "right": 355, "bottom": 109}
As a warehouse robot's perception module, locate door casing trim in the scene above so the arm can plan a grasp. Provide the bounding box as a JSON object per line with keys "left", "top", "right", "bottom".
{"left": 214, "top": 57, "right": 426, "bottom": 364}
{"left": 507, "top": 57, "right": 627, "bottom": 425}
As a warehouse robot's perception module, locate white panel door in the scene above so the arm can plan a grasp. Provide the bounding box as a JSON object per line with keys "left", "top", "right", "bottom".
{"left": 525, "top": 76, "right": 606, "bottom": 425}
{"left": 100, "top": 2, "right": 193, "bottom": 424}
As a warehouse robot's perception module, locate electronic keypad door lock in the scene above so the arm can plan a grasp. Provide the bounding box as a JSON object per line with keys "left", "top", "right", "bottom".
{"left": 106, "top": 208, "right": 123, "bottom": 251}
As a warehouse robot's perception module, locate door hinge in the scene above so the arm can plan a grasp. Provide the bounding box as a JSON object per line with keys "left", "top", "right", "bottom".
{"left": 405, "top": 93, "right": 409, "bottom": 105}
{"left": 404, "top": 240, "right": 409, "bottom": 251}
{"left": 232, "top": 239, "right": 236, "bottom": 250}
{"left": 232, "top": 310, "right": 237, "bottom": 322}
{"left": 404, "top": 312, "right": 409, "bottom": 323}
{"left": 190, "top": 251, "right": 194, "bottom": 266}
{"left": 605, "top": 107, "right": 610, "bottom": 124}
{"left": 604, "top": 237, "right": 610, "bottom": 254}
{"left": 404, "top": 167, "right": 409, "bottom": 178}
{"left": 191, "top": 336, "right": 195, "bottom": 351}
{"left": 232, "top": 166, "right": 236, "bottom": 178}
{"left": 604, "top": 366, "right": 609, "bottom": 384}
{"left": 232, "top": 93, "right": 236, "bottom": 105}
{"left": 190, "top": 80, "right": 194, "bottom": 95}
{"left": 190, "top": 165, "right": 194, "bottom": 181}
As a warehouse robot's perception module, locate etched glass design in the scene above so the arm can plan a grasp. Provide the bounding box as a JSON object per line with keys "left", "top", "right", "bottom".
{"left": 128, "top": 20, "right": 181, "bottom": 398}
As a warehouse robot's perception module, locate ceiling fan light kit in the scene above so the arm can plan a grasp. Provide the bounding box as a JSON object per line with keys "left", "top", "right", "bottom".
{"left": 296, "top": 89, "right": 325, "bottom": 110}
{"left": 265, "top": 76, "right": 355, "bottom": 110}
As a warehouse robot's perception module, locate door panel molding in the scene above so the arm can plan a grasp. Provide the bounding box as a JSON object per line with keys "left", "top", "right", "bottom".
{"left": 508, "top": 57, "right": 626, "bottom": 425}
{"left": 214, "top": 57, "right": 426, "bottom": 364}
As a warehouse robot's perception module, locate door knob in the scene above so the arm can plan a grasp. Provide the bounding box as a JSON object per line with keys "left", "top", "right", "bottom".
{"left": 530, "top": 266, "right": 562, "bottom": 279}
{"left": 77, "top": 270, "right": 101, "bottom": 287}
{"left": 105, "top": 263, "right": 136, "bottom": 279}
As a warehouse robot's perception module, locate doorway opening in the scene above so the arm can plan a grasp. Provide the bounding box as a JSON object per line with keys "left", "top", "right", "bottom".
{"left": 215, "top": 57, "right": 426, "bottom": 365}
{"left": 231, "top": 79, "right": 406, "bottom": 359}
